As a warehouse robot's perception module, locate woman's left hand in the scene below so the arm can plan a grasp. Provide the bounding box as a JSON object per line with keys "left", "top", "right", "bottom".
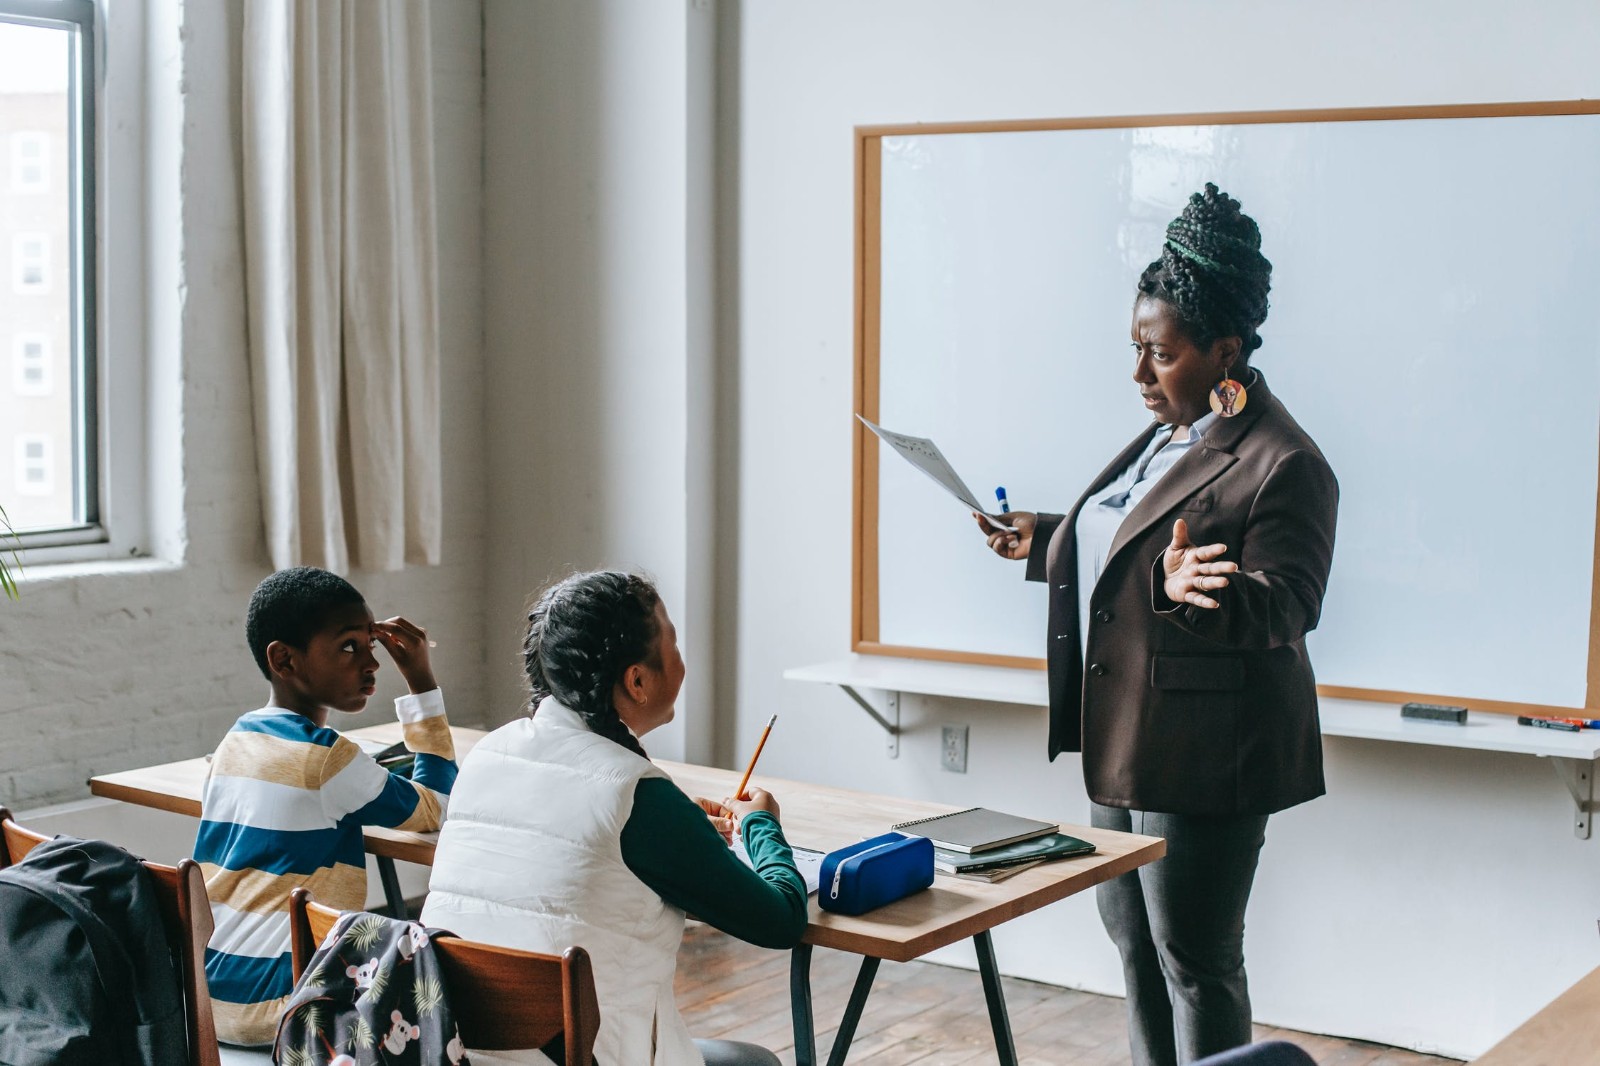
{"left": 1162, "top": 518, "right": 1239, "bottom": 610}
{"left": 694, "top": 797, "right": 736, "bottom": 844}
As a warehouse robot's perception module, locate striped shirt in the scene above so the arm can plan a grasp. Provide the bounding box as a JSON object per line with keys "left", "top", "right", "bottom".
{"left": 195, "top": 689, "right": 457, "bottom": 1046}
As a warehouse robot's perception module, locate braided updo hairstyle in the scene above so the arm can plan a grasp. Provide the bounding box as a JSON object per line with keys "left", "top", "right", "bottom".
{"left": 1137, "top": 183, "right": 1273, "bottom": 358}
{"left": 524, "top": 570, "right": 662, "bottom": 759}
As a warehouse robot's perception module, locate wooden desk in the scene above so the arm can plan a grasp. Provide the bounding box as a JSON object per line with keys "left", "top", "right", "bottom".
{"left": 92, "top": 722, "right": 1165, "bottom": 1065}
{"left": 1474, "top": 964, "right": 1600, "bottom": 1065}
{"left": 662, "top": 760, "right": 1165, "bottom": 1066}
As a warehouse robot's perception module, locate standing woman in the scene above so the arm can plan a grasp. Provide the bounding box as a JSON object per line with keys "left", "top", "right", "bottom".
{"left": 976, "top": 184, "right": 1337, "bottom": 1066}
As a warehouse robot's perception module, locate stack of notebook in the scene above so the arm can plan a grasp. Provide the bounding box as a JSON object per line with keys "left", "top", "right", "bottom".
{"left": 892, "top": 807, "right": 1096, "bottom": 883}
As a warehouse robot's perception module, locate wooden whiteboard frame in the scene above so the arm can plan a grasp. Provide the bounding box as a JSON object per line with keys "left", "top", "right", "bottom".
{"left": 851, "top": 100, "right": 1600, "bottom": 716}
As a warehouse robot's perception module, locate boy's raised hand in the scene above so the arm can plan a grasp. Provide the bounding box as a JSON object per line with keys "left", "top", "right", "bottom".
{"left": 373, "top": 616, "right": 438, "bottom": 694}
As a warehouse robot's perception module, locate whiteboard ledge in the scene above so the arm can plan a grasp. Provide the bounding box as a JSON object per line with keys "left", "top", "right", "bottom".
{"left": 785, "top": 657, "right": 1600, "bottom": 761}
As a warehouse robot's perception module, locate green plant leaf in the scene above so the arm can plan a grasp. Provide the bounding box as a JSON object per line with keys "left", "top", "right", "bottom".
{"left": 0, "top": 504, "right": 18, "bottom": 601}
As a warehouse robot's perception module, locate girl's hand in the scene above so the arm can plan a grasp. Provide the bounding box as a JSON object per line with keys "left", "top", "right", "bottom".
{"left": 373, "top": 616, "right": 438, "bottom": 694}
{"left": 723, "top": 788, "right": 781, "bottom": 826}
{"left": 694, "top": 797, "right": 736, "bottom": 844}
{"left": 1161, "top": 519, "right": 1240, "bottom": 610}
{"left": 974, "top": 510, "right": 1036, "bottom": 561}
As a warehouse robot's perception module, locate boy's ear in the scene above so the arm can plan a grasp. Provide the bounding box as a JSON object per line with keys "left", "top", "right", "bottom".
{"left": 264, "top": 639, "right": 297, "bottom": 680}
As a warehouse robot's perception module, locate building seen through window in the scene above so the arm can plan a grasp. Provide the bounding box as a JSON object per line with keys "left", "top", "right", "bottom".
{"left": 0, "top": 10, "right": 89, "bottom": 538}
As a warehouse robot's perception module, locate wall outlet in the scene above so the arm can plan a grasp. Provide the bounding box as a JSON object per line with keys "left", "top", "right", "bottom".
{"left": 941, "top": 724, "right": 969, "bottom": 773}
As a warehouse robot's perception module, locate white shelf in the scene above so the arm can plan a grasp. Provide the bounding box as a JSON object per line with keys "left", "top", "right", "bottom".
{"left": 786, "top": 656, "right": 1600, "bottom": 837}
{"left": 785, "top": 655, "right": 1600, "bottom": 760}
{"left": 1317, "top": 698, "right": 1600, "bottom": 760}
{"left": 785, "top": 656, "right": 1047, "bottom": 707}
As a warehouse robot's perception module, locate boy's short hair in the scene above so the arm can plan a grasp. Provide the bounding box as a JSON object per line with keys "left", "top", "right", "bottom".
{"left": 246, "top": 567, "right": 367, "bottom": 679}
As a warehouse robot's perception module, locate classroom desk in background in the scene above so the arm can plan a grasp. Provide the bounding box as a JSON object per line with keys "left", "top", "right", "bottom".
{"left": 1472, "top": 963, "right": 1600, "bottom": 1065}
{"left": 90, "top": 722, "right": 1166, "bottom": 1066}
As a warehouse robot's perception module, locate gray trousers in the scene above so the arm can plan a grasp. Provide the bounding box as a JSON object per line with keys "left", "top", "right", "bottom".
{"left": 1090, "top": 803, "right": 1269, "bottom": 1066}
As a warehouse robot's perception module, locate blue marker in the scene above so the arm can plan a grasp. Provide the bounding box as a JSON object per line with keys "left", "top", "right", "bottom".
{"left": 995, "top": 486, "right": 1011, "bottom": 514}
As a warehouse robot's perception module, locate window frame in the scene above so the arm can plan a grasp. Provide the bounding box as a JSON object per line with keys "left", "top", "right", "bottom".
{"left": 1, "top": 0, "right": 105, "bottom": 557}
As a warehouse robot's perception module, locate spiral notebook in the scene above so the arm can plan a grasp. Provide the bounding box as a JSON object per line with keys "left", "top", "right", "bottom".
{"left": 892, "top": 807, "right": 1058, "bottom": 854}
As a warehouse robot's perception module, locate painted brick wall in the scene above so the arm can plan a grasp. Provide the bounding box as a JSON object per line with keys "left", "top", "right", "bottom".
{"left": 0, "top": 1, "right": 488, "bottom": 810}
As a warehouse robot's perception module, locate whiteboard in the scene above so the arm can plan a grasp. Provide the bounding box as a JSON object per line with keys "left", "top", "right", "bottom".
{"left": 857, "top": 105, "right": 1600, "bottom": 713}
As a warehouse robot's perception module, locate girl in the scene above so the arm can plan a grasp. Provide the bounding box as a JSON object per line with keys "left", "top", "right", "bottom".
{"left": 422, "top": 571, "right": 806, "bottom": 1066}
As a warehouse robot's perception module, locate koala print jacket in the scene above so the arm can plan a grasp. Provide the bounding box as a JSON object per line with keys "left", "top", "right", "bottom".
{"left": 275, "top": 909, "right": 468, "bottom": 1066}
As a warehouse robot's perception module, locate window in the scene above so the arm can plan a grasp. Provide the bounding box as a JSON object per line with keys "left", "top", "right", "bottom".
{"left": 10, "top": 131, "right": 47, "bottom": 192}
{"left": 11, "top": 233, "right": 49, "bottom": 293}
{"left": 0, "top": 1, "right": 99, "bottom": 548}
{"left": 14, "top": 436, "right": 51, "bottom": 496}
{"left": 12, "top": 334, "right": 49, "bottom": 395}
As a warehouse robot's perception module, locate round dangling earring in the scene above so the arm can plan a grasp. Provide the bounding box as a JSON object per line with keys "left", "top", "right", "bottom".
{"left": 1209, "top": 366, "right": 1248, "bottom": 418}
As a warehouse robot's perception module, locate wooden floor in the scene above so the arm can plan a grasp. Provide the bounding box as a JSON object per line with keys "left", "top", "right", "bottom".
{"left": 675, "top": 923, "right": 1464, "bottom": 1066}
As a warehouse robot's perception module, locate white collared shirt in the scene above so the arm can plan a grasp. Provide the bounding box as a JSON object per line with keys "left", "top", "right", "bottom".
{"left": 1073, "top": 412, "right": 1220, "bottom": 656}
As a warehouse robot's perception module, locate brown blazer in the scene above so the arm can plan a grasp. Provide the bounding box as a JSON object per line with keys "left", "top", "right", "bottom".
{"left": 1026, "top": 372, "right": 1338, "bottom": 815}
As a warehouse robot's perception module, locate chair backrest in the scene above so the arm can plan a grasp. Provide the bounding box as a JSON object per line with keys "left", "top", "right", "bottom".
{"left": 289, "top": 888, "right": 601, "bottom": 1066}
{"left": 0, "top": 807, "right": 222, "bottom": 1066}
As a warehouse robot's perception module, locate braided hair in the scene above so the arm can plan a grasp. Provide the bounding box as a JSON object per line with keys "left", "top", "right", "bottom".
{"left": 524, "top": 570, "right": 661, "bottom": 759}
{"left": 1137, "top": 183, "right": 1273, "bottom": 358}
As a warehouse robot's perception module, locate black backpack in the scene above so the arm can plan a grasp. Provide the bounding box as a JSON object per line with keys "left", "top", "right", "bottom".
{"left": 0, "top": 835, "right": 189, "bottom": 1066}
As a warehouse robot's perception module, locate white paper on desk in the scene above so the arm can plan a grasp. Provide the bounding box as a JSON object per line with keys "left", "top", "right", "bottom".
{"left": 732, "top": 839, "right": 824, "bottom": 895}
{"left": 857, "top": 415, "right": 1016, "bottom": 533}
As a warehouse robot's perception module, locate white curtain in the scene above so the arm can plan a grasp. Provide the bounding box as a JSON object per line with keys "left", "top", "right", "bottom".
{"left": 242, "top": 0, "right": 441, "bottom": 573}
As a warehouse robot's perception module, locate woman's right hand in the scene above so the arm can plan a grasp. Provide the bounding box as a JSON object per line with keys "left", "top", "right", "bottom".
{"left": 724, "top": 787, "right": 781, "bottom": 825}
{"left": 973, "top": 510, "right": 1036, "bottom": 561}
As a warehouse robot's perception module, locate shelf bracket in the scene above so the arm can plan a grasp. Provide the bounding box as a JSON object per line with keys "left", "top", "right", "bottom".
{"left": 838, "top": 685, "right": 900, "bottom": 759}
{"left": 1552, "top": 758, "right": 1595, "bottom": 839}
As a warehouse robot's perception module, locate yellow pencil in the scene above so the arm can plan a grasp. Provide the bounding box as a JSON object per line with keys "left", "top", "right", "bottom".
{"left": 733, "top": 714, "right": 777, "bottom": 801}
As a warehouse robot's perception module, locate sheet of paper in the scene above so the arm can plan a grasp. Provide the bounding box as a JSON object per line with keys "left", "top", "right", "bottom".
{"left": 732, "top": 839, "right": 824, "bottom": 895}
{"left": 857, "top": 415, "right": 1016, "bottom": 532}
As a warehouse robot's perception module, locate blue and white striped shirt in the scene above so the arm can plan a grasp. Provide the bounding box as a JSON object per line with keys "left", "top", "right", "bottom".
{"left": 195, "top": 689, "right": 457, "bottom": 1045}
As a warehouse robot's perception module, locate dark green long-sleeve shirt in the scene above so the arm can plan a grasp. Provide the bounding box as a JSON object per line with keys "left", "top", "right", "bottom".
{"left": 619, "top": 777, "right": 809, "bottom": 949}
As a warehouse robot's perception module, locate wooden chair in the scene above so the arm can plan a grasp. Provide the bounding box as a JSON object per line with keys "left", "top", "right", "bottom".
{"left": 0, "top": 807, "right": 222, "bottom": 1066}
{"left": 289, "top": 888, "right": 601, "bottom": 1066}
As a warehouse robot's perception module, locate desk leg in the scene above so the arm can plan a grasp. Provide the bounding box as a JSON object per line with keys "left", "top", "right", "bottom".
{"left": 376, "top": 856, "right": 407, "bottom": 919}
{"left": 825, "top": 956, "right": 881, "bottom": 1066}
{"left": 974, "top": 930, "right": 1018, "bottom": 1066}
{"left": 791, "top": 944, "right": 817, "bottom": 1066}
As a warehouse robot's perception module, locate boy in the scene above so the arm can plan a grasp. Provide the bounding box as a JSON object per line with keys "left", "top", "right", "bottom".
{"left": 196, "top": 567, "right": 458, "bottom": 1046}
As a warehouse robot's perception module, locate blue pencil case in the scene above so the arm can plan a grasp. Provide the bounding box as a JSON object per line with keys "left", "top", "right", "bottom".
{"left": 818, "top": 832, "right": 934, "bottom": 915}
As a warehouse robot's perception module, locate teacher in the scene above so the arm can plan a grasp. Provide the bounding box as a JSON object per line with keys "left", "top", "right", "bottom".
{"left": 976, "top": 184, "right": 1338, "bottom": 1066}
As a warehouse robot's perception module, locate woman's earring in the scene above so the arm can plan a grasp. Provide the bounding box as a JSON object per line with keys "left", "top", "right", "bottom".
{"left": 1209, "top": 369, "right": 1248, "bottom": 418}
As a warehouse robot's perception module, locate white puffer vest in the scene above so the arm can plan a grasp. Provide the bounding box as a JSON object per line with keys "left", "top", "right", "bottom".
{"left": 420, "top": 699, "right": 700, "bottom": 1066}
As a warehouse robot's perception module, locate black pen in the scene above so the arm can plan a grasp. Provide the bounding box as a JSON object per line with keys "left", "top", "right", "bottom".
{"left": 1517, "top": 715, "right": 1581, "bottom": 733}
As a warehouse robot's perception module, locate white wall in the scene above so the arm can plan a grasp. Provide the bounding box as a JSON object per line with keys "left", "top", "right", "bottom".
{"left": 480, "top": 0, "right": 719, "bottom": 761}
{"left": 731, "top": 2, "right": 1600, "bottom": 1058}
{"left": 0, "top": 1, "right": 488, "bottom": 808}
